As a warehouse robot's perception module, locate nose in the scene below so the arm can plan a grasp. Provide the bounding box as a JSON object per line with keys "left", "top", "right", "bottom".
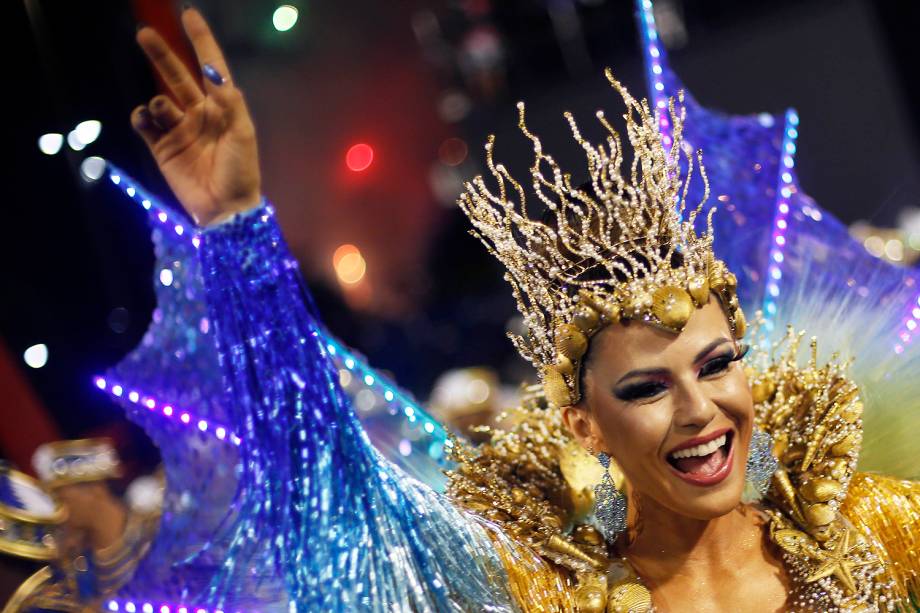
{"left": 672, "top": 378, "right": 718, "bottom": 430}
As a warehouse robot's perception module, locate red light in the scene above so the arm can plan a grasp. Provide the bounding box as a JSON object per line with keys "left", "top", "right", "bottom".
{"left": 346, "top": 143, "right": 374, "bottom": 172}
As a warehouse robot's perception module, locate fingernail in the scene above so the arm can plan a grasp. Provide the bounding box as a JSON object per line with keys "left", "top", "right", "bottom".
{"left": 203, "top": 63, "right": 225, "bottom": 85}
{"left": 138, "top": 108, "right": 152, "bottom": 123}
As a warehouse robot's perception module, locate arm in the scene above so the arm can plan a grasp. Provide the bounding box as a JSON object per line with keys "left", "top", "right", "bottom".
{"left": 132, "top": 10, "right": 518, "bottom": 609}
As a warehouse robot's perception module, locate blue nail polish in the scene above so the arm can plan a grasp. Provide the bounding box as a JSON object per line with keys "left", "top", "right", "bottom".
{"left": 203, "top": 63, "right": 225, "bottom": 85}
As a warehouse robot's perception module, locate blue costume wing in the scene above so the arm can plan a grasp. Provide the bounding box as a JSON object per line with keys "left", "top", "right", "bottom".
{"left": 96, "top": 166, "right": 514, "bottom": 610}
{"left": 638, "top": 0, "right": 920, "bottom": 479}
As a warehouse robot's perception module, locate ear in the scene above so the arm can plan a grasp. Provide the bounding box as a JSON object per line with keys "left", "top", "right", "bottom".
{"left": 561, "top": 404, "right": 603, "bottom": 453}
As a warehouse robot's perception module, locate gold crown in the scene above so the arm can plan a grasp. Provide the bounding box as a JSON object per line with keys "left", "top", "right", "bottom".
{"left": 458, "top": 70, "right": 744, "bottom": 407}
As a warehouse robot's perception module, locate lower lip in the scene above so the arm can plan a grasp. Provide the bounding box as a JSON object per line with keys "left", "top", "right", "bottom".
{"left": 666, "top": 435, "right": 735, "bottom": 487}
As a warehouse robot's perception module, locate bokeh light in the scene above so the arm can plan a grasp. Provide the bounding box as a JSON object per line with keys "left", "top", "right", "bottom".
{"left": 272, "top": 5, "right": 299, "bottom": 32}
{"left": 333, "top": 244, "right": 367, "bottom": 284}
{"left": 80, "top": 156, "right": 106, "bottom": 182}
{"left": 23, "top": 344, "right": 49, "bottom": 369}
{"left": 345, "top": 143, "right": 374, "bottom": 172}
{"left": 74, "top": 120, "right": 101, "bottom": 146}
{"left": 38, "top": 133, "right": 63, "bottom": 155}
{"left": 438, "top": 137, "right": 468, "bottom": 166}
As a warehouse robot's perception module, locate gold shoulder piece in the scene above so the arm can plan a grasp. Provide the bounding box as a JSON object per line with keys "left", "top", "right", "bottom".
{"left": 749, "top": 328, "right": 906, "bottom": 609}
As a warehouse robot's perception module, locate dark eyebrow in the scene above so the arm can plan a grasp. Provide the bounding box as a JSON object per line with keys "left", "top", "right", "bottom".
{"left": 614, "top": 338, "right": 733, "bottom": 387}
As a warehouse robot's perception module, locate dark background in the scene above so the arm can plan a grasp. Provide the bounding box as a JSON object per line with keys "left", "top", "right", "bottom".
{"left": 4, "top": 0, "right": 920, "bottom": 474}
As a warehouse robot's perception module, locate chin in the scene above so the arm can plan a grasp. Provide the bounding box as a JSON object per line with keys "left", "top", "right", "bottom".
{"left": 659, "top": 426, "right": 749, "bottom": 520}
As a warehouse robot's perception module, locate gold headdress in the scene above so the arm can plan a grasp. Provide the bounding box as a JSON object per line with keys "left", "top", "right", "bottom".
{"left": 458, "top": 70, "right": 744, "bottom": 407}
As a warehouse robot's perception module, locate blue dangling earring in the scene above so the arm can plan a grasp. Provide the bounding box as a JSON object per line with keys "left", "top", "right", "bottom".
{"left": 593, "top": 451, "right": 628, "bottom": 543}
{"left": 743, "top": 429, "right": 778, "bottom": 501}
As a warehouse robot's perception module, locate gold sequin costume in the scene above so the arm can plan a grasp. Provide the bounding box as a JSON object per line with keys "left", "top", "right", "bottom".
{"left": 448, "top": 72, "right": 920, "bottom": 612}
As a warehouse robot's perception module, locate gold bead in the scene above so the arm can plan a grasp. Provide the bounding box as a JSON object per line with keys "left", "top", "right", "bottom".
{"left": 574, "top": 574, "right": 607, "bottom": 613}
{"left": 511, "top": 488, "right": 528, "bottom": 505}
{"left": 556, "top": 355, "right": 575, "bottom": 376}
{"left": 751, "top": 378, "right": 776, "bottom": 404}
{"left": 841, "top": 401, "right": 863, "bottom": 424}
{"left": 573, "top": 305, "right": 600, "bottom": 332}
{"left": 541, "top": 514, "right": 563, "bottom": 530}
{"left": 556, "top": 323, "right": 589, "bottom": 360}
{"left": 800, "top": 478, "right": 842, "bottom": 503}
{"left": 574, "top": 588, "right": 606, "bottom": 613}
{"left": 603, "top": 301, "right": 621, "bottom": 324}
{"left": 829, "top": 433, "right": 857, "bottom": 457}
{"left": 543, "top": 366, "right": 573, "bottom": 407}
{"left": 687, "top": 275, "right": 710, "bottom": 306}
{"left": 828, "top": 457, "right": 848, "bottom": 480}
{"left": 651, "top": 285, "right": 693, "bottom": 331}
{"left": 772, "top": 528, "right": 810, "bottom": 555}
{"left": 804, "top": 502, "right": 836, "bottom": 527}
{"left": 607, "top": 582, "right": 652, "bottom": 613}
{"left": 572, "top": 524, "right": 604, "bottom": 546}
{"left": 732, "top": 306, "right": 747, "bottom": 338}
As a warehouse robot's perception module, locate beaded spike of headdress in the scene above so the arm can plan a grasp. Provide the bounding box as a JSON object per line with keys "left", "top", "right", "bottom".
{"left": 458, "top": 70, "right": 745, "bottom": 407}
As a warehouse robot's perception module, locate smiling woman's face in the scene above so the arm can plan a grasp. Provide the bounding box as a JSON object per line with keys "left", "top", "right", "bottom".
{"left": 562, "top": 298, "right": 754, "bottom": 521}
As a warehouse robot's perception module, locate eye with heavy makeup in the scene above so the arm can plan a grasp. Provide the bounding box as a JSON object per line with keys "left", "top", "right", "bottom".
{"left": 612, "top": 342, "right": 750, "bottom": 402}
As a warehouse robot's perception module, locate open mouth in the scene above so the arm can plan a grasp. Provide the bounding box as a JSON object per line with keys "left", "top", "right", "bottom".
{"left": 665, "top": 429, "right": 734, "bottom": 486}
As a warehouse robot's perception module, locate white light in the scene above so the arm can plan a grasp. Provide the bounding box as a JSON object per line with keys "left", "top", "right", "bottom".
{"left": 272, "top": 5, "right": 299, "bottom": 31}
{"left": 398, "top": 439, "right": 413, "bottom": 456}
{"left": 38, "top": 133, "right": 63, "bottom": 155}
{"left": 74, "top": 120, "right": 102, "bottom": 146}
{"left": 80, "top": 156, "right": 106, "bottom": 182}
{"left": 23, "top": 344, "right": 48, "bottom": 369}
{"left": 160, "top": 269, "right": 174, "bottom": 286}
{"left": 67, "top": 130, "right": 86, "bottom": 151}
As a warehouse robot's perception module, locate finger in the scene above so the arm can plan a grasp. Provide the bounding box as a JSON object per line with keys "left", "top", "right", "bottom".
{"left": 148, "top": 95, "right": 185, "bottom": 131}
{"left": 181, "top": 8, "right": 234, "bottom": 87}
{"left": 136, "top": 26, "right": 204, "bottom": 108}
{"left": 130, "top": 104, "right": 164, "bottom": 147}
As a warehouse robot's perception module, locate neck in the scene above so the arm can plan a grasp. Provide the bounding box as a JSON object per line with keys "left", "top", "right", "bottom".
{"left": 624, "top": 496, "right": 764, "bottom": 586}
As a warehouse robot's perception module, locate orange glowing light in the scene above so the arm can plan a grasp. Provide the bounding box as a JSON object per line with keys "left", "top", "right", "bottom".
{"left": 333, "top": 244, "right": 367, "bottom": 284}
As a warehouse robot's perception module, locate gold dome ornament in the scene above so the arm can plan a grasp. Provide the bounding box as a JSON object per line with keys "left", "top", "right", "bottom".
{"left": 651, "top": 285, "right": 694, "bottom": 331}
{"left": 607, "top": 581, "right": 652, "bottom": 613}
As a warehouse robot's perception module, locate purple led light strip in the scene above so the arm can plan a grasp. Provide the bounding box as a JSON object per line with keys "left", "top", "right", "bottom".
{"left": 108, "top": 164, "right": 201, "bottom": 249}
{"left": 93, "top": 376, "right": 241, "bottom": 446}
{"left": 761, "top": 108, "right": 800, "bottom": 331}
{"left": 105, "top": 599, "right": 239, "bottom": 613}
{"left": 893, "top": 290, "right": 920, "bottom": 354}
{"left": 638, "top": 0, "right": 672, "bottom": 148}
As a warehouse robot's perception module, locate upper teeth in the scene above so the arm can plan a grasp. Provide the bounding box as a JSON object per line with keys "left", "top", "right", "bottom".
{"left": 670, "top": 434, "right": 727, "bottom": 459}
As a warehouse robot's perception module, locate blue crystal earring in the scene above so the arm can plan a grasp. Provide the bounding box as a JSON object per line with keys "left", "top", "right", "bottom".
{"left": 593, "top": 451, "right": 628, "bottom": 543}
{"left": 743, "top": 429, "right": 778, "bottom": 501}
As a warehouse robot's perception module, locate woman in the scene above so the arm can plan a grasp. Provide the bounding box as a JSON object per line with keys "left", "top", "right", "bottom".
{"left": 119, "top": 7, "right": 918, "bottom": 612}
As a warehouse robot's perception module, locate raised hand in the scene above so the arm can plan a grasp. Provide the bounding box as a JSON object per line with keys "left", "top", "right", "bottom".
{"left": 133, "top": 8, "right": 260, "bottom": 226}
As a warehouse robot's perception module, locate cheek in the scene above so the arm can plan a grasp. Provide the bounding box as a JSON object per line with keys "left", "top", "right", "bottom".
{"left": 594, "top": 400, "right": 672, "bottom": 468}
{"left": 712, "top": 369, "right": 755, "bottom": 426}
